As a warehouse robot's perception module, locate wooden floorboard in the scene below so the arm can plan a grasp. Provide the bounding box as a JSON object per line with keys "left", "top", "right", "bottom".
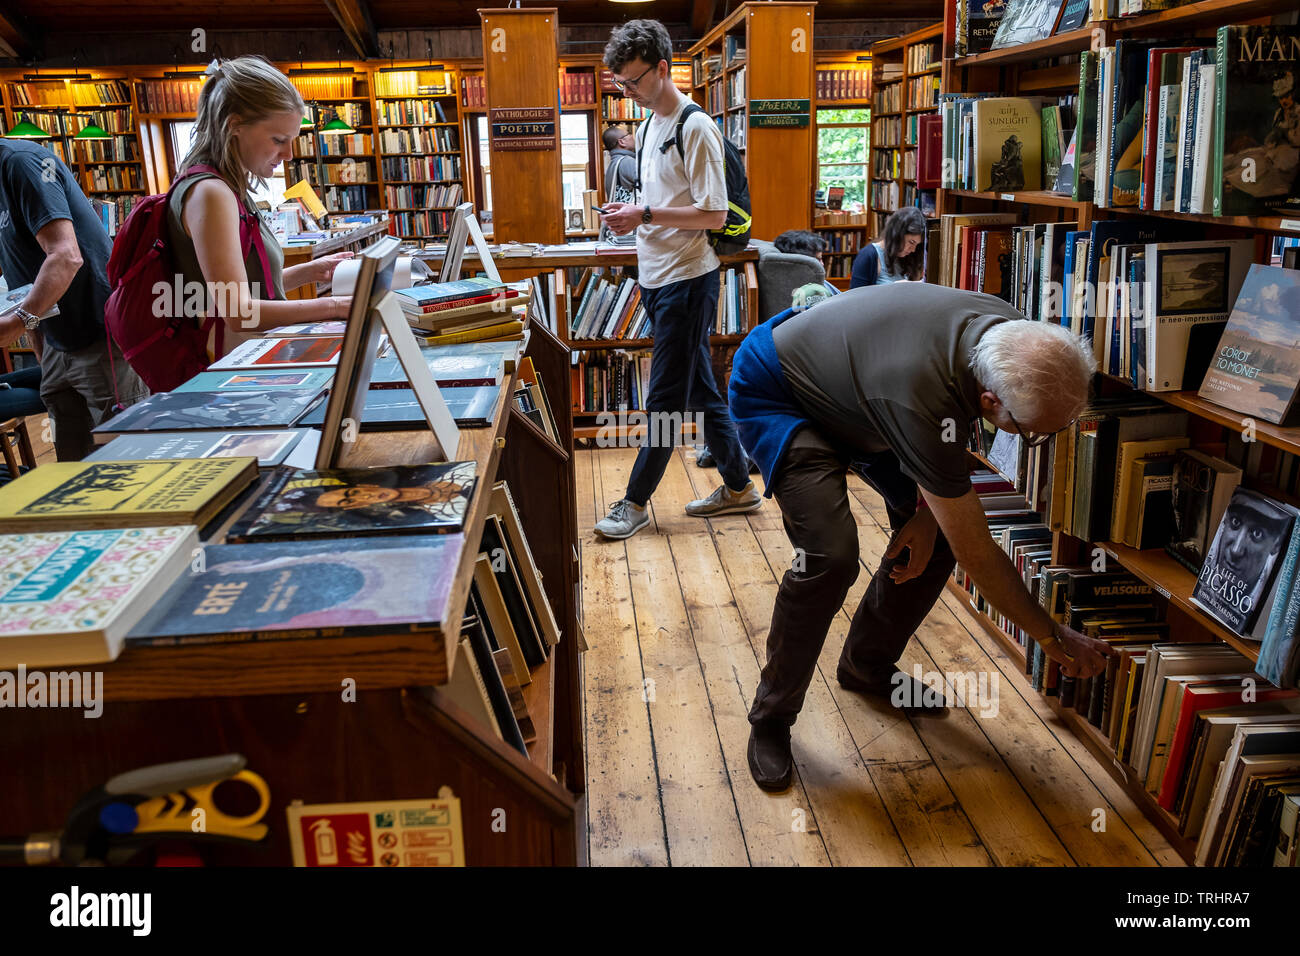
{"left": 578, "top": 447, "right": 1179, "bottom": 866}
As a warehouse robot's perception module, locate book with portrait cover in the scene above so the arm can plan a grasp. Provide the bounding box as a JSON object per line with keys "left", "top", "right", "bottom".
{"left": 0, "top": 526, "right": 198, "bottom": 667}
{"left": 226, "top": 460, "right": 476, "bottom": 542}
{"left": 172, "top": 367, "right": 335, "bottom": 395}
{"left": 126, "top": 535, "right": 464, "bottom": 646}
{"left": 93, "top": 387, "right": 327, "bottom": 435}
{"left": 1212, "top": 26, "right": 1300, "bottom": 218}
{"left": 208, "top": 335, "right": 345, "bottom": 370}
{"left": 1191, "top": 487, "right": 1294, "bottom": 636}
{"left": 1198, "top": 264, "right": 1300, "bottom": 425}
{"left": 0, "top": 458, "right": 256, "bottom": 533}
{"left": 86, "top": 430, "right": 311, "bottom": 468}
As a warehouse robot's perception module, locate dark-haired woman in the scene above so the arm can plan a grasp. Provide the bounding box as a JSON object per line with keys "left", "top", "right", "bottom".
{"left": 849, "top": 206, "right": 927, "bottom": 288}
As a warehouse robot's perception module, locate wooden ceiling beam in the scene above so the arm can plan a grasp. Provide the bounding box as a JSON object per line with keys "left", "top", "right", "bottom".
{"left": 0, "top": 2, "right": 41, "bottom": 60}
{"left": 323, "top": 0, "right": 380, "bottom": 59}
{"left": 689, "top": 0, "right": 716, "bottom": 38}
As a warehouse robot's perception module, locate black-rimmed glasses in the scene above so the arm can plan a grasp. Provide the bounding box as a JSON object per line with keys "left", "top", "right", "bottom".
{"left": 613, "top": 64, "right": 656, "bottom": 93}
{"left": 1007, "top": 408, "right": 1069, "bottom": 448}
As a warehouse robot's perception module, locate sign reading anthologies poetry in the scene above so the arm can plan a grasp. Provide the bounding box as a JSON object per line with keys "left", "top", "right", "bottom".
{"left": 286, "top": 794, "right": 465, "bottom": 866}
{"left": 749, "top": 98, "right": 810, "bottom": 128}
{"left": 490, "top": 107, "right": 557, "bottom": 150}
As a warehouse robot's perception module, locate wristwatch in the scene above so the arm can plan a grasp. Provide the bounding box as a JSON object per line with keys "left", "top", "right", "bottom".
{"left": 14, "top": 307, "right": 42, "bottom": 330}
{"left": 641, "top": 204, "right": 653, "bottom": 225}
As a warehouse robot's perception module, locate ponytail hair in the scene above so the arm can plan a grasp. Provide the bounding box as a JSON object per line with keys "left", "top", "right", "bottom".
{"left": 181, "top": 55, "right": 305, "bottom": 199}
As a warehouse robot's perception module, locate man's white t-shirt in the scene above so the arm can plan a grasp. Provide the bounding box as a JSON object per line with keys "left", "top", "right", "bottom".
{"left": 634, "top": 92, "right": 728, "bottom": 289}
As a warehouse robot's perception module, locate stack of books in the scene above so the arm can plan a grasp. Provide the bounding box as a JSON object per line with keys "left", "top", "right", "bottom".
{"left": 395, "top": 277, "right": 528, "bottom": 346}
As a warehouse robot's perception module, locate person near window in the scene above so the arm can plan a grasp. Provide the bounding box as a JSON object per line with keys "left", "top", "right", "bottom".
{"left": 0, "top": 139, "right": 149, "bottom": 460}
{"left": 599, "top": 125, "right": 638, "bottom": 245}
{"left": 170, "top": 56, "right": 353, "bottom": 358}
{"left": 594, "top": 19, "right": 760, "bottom": 540}
{"left": 849, "top": 206, "right": 927, "bottom": 288}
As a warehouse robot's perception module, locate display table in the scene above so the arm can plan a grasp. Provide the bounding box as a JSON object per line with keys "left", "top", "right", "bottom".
{"left": 281, "top": 218, "right": 393, "bottom": 300}
{"left": 2, "top": 320, "right": 584, "bottom": 866}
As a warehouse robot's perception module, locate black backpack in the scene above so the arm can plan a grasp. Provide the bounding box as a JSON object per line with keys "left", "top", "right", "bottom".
{"left": 637, "top": 102, "right": 752, "bottom": 256}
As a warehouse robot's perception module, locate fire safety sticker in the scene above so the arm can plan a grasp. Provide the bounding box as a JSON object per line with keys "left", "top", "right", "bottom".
{"left": 286, "top": 794, "right": 465, "bottom": 867}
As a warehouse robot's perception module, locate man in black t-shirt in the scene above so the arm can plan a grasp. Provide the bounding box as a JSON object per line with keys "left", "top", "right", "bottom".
{"left": 728, "top": 284, "right": 1116, "bottom": 792}
{"left": 0, "top": 139, "right": 147, "bottom": 460}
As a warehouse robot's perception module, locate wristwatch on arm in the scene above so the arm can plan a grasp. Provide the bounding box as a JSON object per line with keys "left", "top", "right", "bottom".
{"left": 641, "top": 205, "right": 653, "bottom": 224}
{"left": 14, "top": 307, "right": 43, "bottom": 330}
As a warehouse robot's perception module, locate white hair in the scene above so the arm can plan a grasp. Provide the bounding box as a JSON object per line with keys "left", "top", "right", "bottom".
{"left": 970, "top": 319, "right": 1095, "bottom": 423}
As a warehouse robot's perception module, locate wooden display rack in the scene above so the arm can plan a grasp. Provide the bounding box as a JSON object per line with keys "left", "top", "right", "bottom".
{"left": 939, "top": 0, "right": 1300, "bottom": 864}
{"left": 0, "top": 317, "right": 586, "bottom": 866}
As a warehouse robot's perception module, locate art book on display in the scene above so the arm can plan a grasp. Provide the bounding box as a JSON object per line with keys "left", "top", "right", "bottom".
{"left": 263, "top": 320, "right": 347, "bottom": 336}
{"left": 299, "top": 386, "right": 500, "bottom": 429}
{"left": 226, "top": 460, "right": 477, "bottom": 542}
{"left": 127, "top": 535, "right": 464, "bottom": 645}
{"left": 208, "top": 335, "right": 345, "bottom": 370}
{"left": 1198, "top": 264, "right": 1300, "bottom": 425}
{"left": 172, "top": 367, "right": 335, "bottom": 395}
{"left": 93, "top": 388, "right": 327, "bottom": 434}
{"left": 0, "top": 458, "right": 257, "bottom": 533}
{"left": 86, "top": 430, "right": 312, "bottom": 468}
{"left": 370, "top": 349, "right": 504, "bottom": 389}
{"left": 0, "top": 526, "right": 198, "bottom": 667}
{"left": 1192, "top": 487, "right": 1294, "bottom": 636}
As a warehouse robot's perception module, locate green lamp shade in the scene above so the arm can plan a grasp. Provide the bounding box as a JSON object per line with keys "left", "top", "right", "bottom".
{"left": 5, "top": 118, "right": 50, "bottom": 139}
{"left": 319, "top": 117, "right": 355, "bottom": 135}
{"left": 75, "top": 123, "right": 112, "bottom": 140}
{"left": 301, "top": 115, "right": 314, "bottom": 128}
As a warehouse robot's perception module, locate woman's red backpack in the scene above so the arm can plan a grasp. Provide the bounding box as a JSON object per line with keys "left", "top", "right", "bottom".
{"left": 102, "top": 165, "right": 276, "bottom": 393}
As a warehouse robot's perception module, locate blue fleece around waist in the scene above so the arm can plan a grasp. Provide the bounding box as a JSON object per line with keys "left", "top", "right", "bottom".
{"left": 727, "top": 310, "right": 809, "bottom": 498}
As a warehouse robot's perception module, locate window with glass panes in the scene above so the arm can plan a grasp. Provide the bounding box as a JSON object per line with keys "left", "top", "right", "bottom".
{"left": 816, "top": 108, "right": 869, "bottom": 209}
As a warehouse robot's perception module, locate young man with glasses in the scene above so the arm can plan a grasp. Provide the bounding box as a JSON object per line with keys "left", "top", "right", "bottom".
{"left": 726, "top": 283, "right": 1115, "bottom": 792}
{"left": 594, "top": 18, "right": 760, "bottom": 540}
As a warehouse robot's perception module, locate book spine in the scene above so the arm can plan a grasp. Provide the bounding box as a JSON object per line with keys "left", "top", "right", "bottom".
{"left": 1211, "top": 27, "right": 1227, "bottom": 218}
{"left": 1189, "top": 60, "right": 1215, "bottom": 215}
{"left": 1178, "top": 55, "right": 1200, "bottom": 213}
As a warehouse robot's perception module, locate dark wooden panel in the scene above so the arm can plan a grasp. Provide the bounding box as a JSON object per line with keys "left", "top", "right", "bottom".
{"left": 481, "top": 8, "right": 563, "bottom": 244}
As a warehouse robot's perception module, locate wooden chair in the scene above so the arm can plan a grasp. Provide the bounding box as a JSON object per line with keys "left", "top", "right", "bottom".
{"left": 0, "top": 417, "right": 37, "bottom": 483}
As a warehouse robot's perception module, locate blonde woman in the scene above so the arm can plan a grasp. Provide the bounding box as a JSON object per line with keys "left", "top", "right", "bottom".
{"left": 172, "top": 56, "right": 352, "bottom": 355}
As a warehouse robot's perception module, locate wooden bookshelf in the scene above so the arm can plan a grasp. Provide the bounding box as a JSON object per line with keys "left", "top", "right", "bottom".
{"left": 813, "top": 52, "right": 872, "bottom": 288}
{"left": 940, "top": 0, "right": 1300, "bottom": 862}
{"left": 868, "top": 22, "right": 942, "bottom": 235}
{"left": 946, "top": 578, "right": 1200, "bottom": 864}
{"left": 689, "top": 2, "right": 816, "bottom": 240}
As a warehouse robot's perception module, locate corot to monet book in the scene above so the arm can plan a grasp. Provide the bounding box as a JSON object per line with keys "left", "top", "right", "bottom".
{"left": 226, "top": 461, "right": 477, "bottom": 542}
{"left": 0, "top": 458, "right": 257, "bottom": 533}
{"left": 127, "top": 535, "right": 464, "bottom": 646}
{"left": 0, "top": 526, "right": 198, "bottom": 667}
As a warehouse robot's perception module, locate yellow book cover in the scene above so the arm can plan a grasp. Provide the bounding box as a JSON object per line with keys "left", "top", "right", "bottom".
{"left": 420, "top": 320, "right": 525, "bottom": 347}
{"left": 283, "top": 179, "right": 328, "bottom": 220}
{"left": 974, "top": 97, "right": 1042, "bottom": 193}
{"left": 0, "top": 458, "right": 258, "bottom": 532}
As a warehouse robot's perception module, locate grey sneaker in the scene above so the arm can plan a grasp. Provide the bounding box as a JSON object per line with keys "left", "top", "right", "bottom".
{"left": 685, "top": 480, "right": 762, "bottom": 517}
{"left": 594, "top": 499, "right": 650, "bottom": 540}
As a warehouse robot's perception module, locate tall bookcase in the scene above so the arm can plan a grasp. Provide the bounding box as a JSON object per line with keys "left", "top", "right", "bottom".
{"left": 285, "top": 69, "right": 379, "bottom": 215}
{"left": 813, "top": 52, "right": 873, "bottom": 288}
{"left": 868, "top": 22, "right": 943, "bottom": 236}
{"left": 688, "top": 1, "right": 816, "bottom": 240}
{"left": 938, "top": 0, "right": 1300, "bottom": 865}
{"left": 371, "top": 64, "right": 464, "bottom": 240}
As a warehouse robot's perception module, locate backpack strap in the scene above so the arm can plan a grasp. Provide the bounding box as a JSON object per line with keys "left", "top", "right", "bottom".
{"left": 635, "top": 101, "right": 705, "bottom": 190}
{"left": 173, "top": 165, "right": 279, "bottom": 303}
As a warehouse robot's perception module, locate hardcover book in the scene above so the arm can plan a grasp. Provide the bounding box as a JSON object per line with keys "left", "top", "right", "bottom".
{"left": 86, "top": 430, "right": 311, "bottom": 468}
{"left": 370, "top": 351, "right": 504, "bottom": 389}
{"left": 227, "top": 460, "right": 477, "bottom": 541}
{"left": 990, "top": 0, "right": 1065, "bottom": 50}
{"left": 172, "top": 367, "right": 335, "bottom": 395}
{"left": 1198, "top": 264, "right": 1300, "bottom": 425}
{"left": 299, "top": 386, "right": 500, "bottom": 429}
{"left": 93, "top": 387, "right": 326, "bottom": 434}
{"left": 0, "top": 458, "right": 257, "bottom": 532}
{"left": 396, "top": 277, "right": 507, "bottom": 309}
{"left": 0, "top": 526, "right": 198, "bottom": 667}
{"left": 1192, "top": 488, "right": 1294, "bottom": 636}
{"left": 973, "top": 97, "right": 1043, "bottom": 192}
{"left": 1167, "top": 449, "right": 1243, "bottom": 574}
{"left": 1213, "top": 26, "right": 1300, "bottom": 218}
{"left": 208, "top": 335, "right": 345, "bottom": 370}
{"left": 127, "top": 535, "right": 464, "bottom": 645}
